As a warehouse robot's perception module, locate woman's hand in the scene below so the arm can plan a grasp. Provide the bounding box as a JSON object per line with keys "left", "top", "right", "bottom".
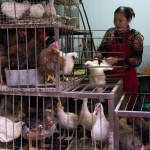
{"left": 95, "top": 51, "right": 102, "bottom": 59}
{"left": 105, "top": 57, "right": 118, "bottom": 65}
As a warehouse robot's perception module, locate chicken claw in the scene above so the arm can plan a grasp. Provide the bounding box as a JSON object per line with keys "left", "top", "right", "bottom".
{"left": 47, "top": 74, "right": 56, "bottom": 82}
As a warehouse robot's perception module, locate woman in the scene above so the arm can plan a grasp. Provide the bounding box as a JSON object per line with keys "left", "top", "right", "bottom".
{"left": 95, "top": 6, "right": 144, "bottom": 109}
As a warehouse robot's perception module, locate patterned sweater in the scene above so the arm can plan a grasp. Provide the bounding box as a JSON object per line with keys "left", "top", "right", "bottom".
{"left": 97, "top": 26, "right": 144, "bottom": 67}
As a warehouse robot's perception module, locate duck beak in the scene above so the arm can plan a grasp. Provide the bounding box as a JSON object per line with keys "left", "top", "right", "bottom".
{"left": 57, "top": 102, "right": 64, "bottom": 110}
{"left": 140, "top": 145, "right": 144, "bottom": 150}
{"left": 92, "top": 109, "right": 97, "bottom": 116}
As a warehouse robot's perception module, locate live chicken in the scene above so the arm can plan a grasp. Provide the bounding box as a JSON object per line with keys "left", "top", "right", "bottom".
{"left": 0, "top": 43, "right": 8, "bottom": 84}
{"left": 38, "top": 41, "right": 60, "bottom": 82}
{"left": 119, "top": 118, "right": 144, "bottom": 150}
{"left": 29, "top": 4, "right": 45, "bottom": 18}
{"left": 38, "top": 41, "right": 78, "bottom": 82}
{"left": 59, "top": 51, "right": 78, "bottom": 81}
{"left": 1, "top": 1, "right": 30, "bottom": 19}
{"left": 84, "top": 59, "right": 113, "bottom": 102}
{"left": 9, "top": 28, "right": 44, "bottom": 69}
{"left": 22, "top": 109, "right": 57, "bottom": 150}
{"left": 45, "top": 0, "right": 56, "bottom": 16}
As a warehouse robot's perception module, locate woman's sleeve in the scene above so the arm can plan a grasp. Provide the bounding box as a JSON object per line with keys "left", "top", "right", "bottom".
{"left": 118, "top": 31, "right": 144, "bottom": 67}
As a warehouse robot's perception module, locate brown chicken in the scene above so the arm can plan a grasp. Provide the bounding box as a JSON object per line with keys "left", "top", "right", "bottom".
{"left": 38, "top": 41, "right": 63, "bottom": 82}
{"left": 22, "top": 109, "right": 57, "bottom": 150}
{"left": 134, "top": 117, "right": 149, "bottom": 145}
{"left": 0, "top": 43, "right": 8, "bottom": 84}
{"left": 8, "top": 29, "right": 44, "bottom": 69}
{"left": 0, "top": 95, "right": 26, "bottom": 122}
{"left": 8, "top": 28, "right": 26, "bottom": 46}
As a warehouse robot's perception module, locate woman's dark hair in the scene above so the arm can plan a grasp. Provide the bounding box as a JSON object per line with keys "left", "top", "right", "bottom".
{"left": 114, "top": 6, "right": 135, "bottom": 22}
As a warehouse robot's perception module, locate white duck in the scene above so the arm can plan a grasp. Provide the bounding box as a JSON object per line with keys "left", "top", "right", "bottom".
{"left": 29, "top": 4, "right": 45, "bottom": 18}
{"left": 91, "top": 103, "right": 109, "bottom": 150}
{"left": 78, "top": 98, "right": 96, "bottom": 139}
{"left": 56, "top": 100, "right": 78, "bottom": 140}
{"left": 1, "top": 1, "right": 30, "bottom": 19}
{"left": 0, "top": 116, "right": 24, "bottom": 142}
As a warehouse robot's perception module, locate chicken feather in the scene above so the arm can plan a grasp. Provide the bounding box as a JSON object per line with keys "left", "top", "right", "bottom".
{"left": 119, "top": 118, "right": 143, "bottom": 150}
{"left": 0, "top": 116, "right": 24, "bottom": 143}
{"left": 38, "top": 41, "right": 60, "bottom": 82}
{"left": 29, "top": 4, "right": 45, "bottom": 18}
{"left": 1, "top": 1, "right": 30, "bottom": 19}
{"left": 22, "top": 109, "right": 57, "bottom": 149}
{"left": 91, "top": 103, "right": 109, "bottom": 150}
{"left": 56, "top": 100, "right": 78, "bottom": 140}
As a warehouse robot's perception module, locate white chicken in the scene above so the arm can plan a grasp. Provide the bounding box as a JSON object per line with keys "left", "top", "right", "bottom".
{"left": 84, "top": 59, "right": 113, "bottom": 94}
{"left": 29, "top": 4, "right": 45, "bottom": 18}
{"left": 60, "top": 51, "right": 78, "bottom": 81}
{"left": 84, "top": 59, "right": 113, "bottom": 86}
{"left": 91, "top": 103, "right": 109, "bottom": 150}
{"left": 1, "top": 1, "right": 30, "bottom": 19}
{"left": 56, "top": 100, "right": 79, "bottom": 140}
{"left": 0, "top": 116, "right": 24, "bottom": 142}
{"left": 45, "top": 0, "right": 56, "bottom": 16}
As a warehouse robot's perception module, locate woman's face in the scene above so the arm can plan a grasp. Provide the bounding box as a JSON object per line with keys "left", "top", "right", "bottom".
{"left": 114, "top": 12, "right": 129, "bottom": 30}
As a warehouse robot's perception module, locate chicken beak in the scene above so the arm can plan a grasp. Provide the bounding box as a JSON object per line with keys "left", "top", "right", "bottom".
{"left": 55, "top": 48, "right": 59, "bottom": 53}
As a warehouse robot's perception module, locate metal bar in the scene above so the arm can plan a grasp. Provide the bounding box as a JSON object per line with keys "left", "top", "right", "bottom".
{"left": 115, "top": 111, "right": 150, "bottom": 118}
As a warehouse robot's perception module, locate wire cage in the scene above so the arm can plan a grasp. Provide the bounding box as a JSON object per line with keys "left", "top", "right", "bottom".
{"left": 114, "top": 93, "right": 150, "bottom": 150}
{"left": 0, "top": 28, "right": 125, "bottom": 149}
{"left": 0, "top": 89, "right": 124, "bottom": 150}
{"left": 0, "top": 27, "right": 89, "bottom": 91}
{"left": 0, "top": 0, "right": 80, "bottom": 28}
{"left": 0, "top": 29, "right": 125, "bottom": 92}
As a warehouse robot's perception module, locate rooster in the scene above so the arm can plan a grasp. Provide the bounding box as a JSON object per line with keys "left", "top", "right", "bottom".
{"left": 38, "top": 41, "right": 60, "bottom": 82}
{"left": 38, "top": 43, "right": 78, "bottom": 83}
